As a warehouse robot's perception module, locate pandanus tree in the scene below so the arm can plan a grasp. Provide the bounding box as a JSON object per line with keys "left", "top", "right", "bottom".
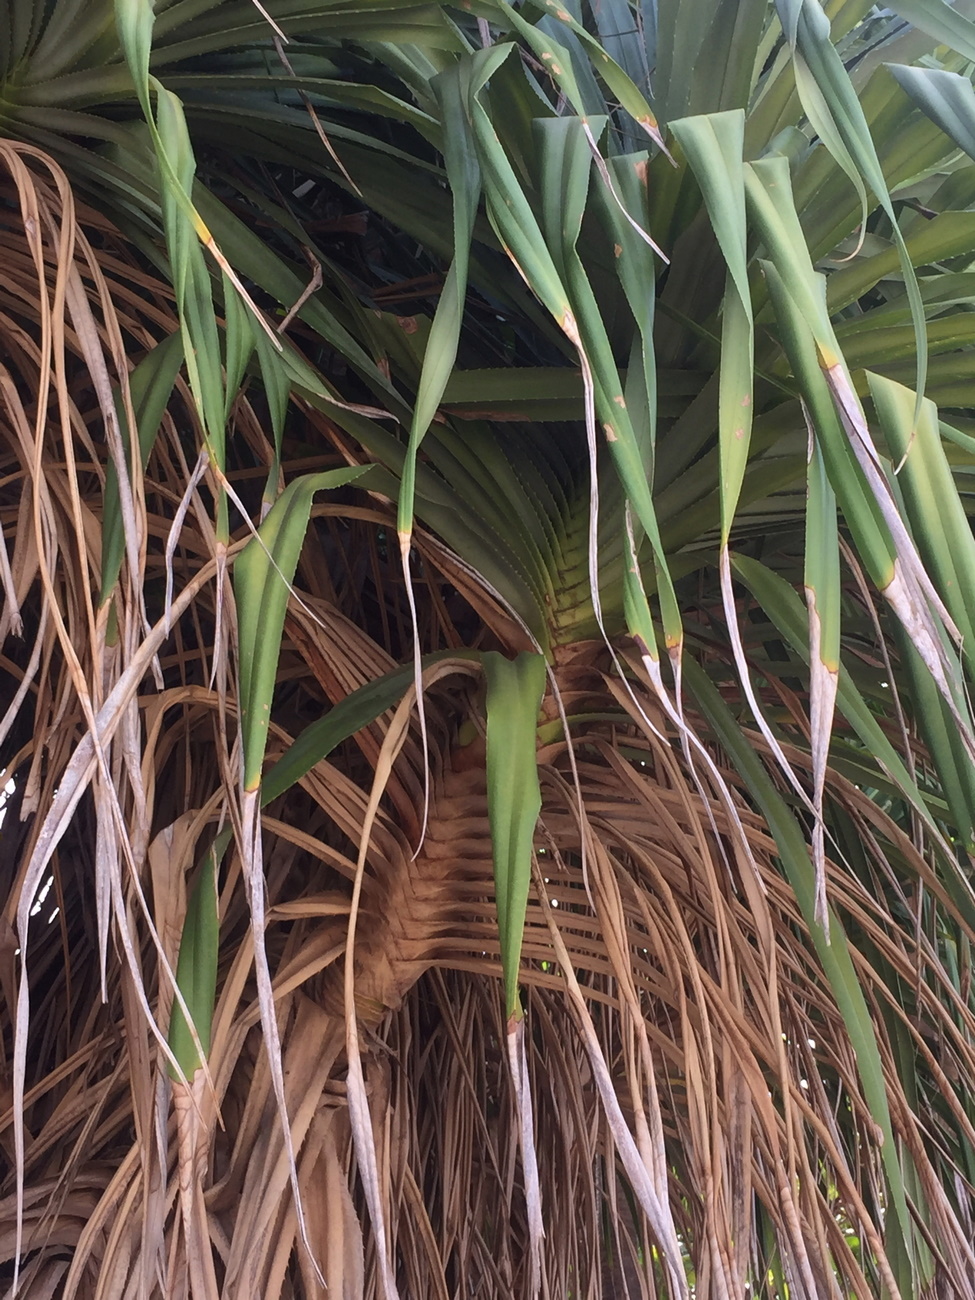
{"left": 5, "top": 0, "right": 975, "bottom": 1295}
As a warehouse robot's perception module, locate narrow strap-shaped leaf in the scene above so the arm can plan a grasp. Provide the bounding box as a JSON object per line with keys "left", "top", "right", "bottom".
{"left": 897, "top": 628, "right": 975, "bottom": 852}
{"left": 167, "top": 847, "right": 218, "bottom": 1079}
{"left": 483, "top": 650, "right": 546, "bottom": 1019}
{"left": 654, "top": 0, "right": 769, "bottom": 120}
{"left": 466, "top": 48, "right": 576, "bottom": 322}
{"left": 117, "top": 0, "right": 227, "bottom": 449}
{"left": 669, "top": 111, "right": 751, "bottom": 317}
{"left": 669, "top": 109, "right": 757, "bottom": 731}
{"left": 592, "top": 152, "right": 658, "bottom": 478}
{"left": 254, "top": 328, "right": 289, "bottom": 512}
{"left": 757, "top": 247, "right": 893, "bottom": 583}
{"left": 869, "top": 372, "right": 975, "bottom": 657}
{"left": 498, "top": 0, "right": 667, "bottom": 149}
{"left": 154, "top": 83, "right": 227, "bottom": 466}
{"left": 775, "top": 0, "right": 928, "bottom": 410}
{"left": 888, "top": 0, "right": 975, "bottom": 65}
{"left": 116, "top": 0, "right": 288, "bottom": 511}
{"left": 234, "top": 466, "right": 375, "bottom": 790}
{"left": 262, "top": 649, "right": 481, "bottom": 806}
{"left": 222, "top": 271, "right": 255, "bottom": 425}
{"left": 495, "top": 4, "right": 587, "bottom": 118}
{"left": 396, "top": 58, "right": 483, "bottom": 546}
{"left": 803, "top": 418, "right": 841, "bottom": 930}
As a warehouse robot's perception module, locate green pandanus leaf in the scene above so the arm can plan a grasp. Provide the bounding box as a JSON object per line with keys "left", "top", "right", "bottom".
{"left": 803, "top": 426, "right": 841, "bottom": 930}
{"left": 869, "top": 373, "right": 975, "bottom": 658}
{"left": 483, "top": 648, "right": 547, "bottom": 1290}
{"left": 668, "top": 111, "right": 753, "bottom": 545}
{"left": 776, "top": 0, "right": 928, "bottom": 412}
{"left": 592, "top": 150, "right": 658, "bottom": 482}
{"left": 167, "top": 848, "right": 218, "bottom": 1080}
{"left": 116, "top": 0, "right": 222, "bottom": 428}
{"left": 483, "top": 650, "right": 547, "bottom": 1021}
{"left": 496, "top": 0, "right": 667, "bottom": 149}
{"left": 115, "top": 0, "right": 293, "bottom": 546}
{"left": 396, "top": 59, "right": 482, "bottom": 553}
{"left": 897, "top": 629, "right": 975, "bottom": 851}
{"left": 233, "top": 466, "right": 376, "bottom": 792}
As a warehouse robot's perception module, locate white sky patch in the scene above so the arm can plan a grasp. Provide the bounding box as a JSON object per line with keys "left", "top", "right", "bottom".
{"left": 0, "top": 777, "right": 15, "bottom": 829}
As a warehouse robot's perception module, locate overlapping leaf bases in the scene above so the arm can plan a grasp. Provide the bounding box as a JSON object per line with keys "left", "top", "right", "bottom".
{"left": 5, "top": 0, "right": 975, "bottom": 1296}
